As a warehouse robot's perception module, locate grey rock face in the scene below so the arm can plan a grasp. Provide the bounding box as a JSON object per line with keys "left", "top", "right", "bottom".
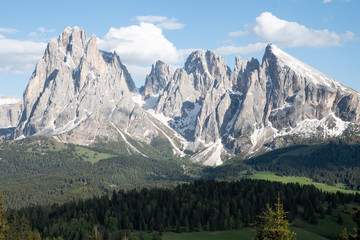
{"left": 15, "top": 27, "right": 157, "bottom": 146}
{"left": 148, "top": 44, "right": 360, "bottom": 164}
{"left": 141, "top": 60, "right": 173, "bottom": 99}
{"left": 0, "top": 96, "right": 23, "bottom": 129}
{"left": 156, "top": 50, "right": 232, "bottom": 143}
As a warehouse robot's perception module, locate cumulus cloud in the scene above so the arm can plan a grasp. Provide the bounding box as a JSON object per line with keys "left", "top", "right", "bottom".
{"left": 98, "top": 22, "right": 185, "bottom": 65}
{"left": 225, "top": 12, "right": 354, "bottom": 51}
{"left": 215, "top": 42, "right": 268, "bottom": 55}
{"left": 135, "top": 15, "right": 185, "bottom": 30}
{"left": 0, "top": 37, "right": 46, "bottom": 74}
{"left": 98, "top": 21, "right": 193, "bottom": 83}
{"left": 217, "top": 11, "right": 354, "bottom": 55}
{"left": 251, "top": 12, "right": 354, "bottom": 48}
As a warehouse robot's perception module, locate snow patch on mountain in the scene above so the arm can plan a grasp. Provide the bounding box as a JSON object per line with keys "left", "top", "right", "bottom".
{"left": 276, "top": 112, "right": 349, "bottom": 138}
{"left": 191, "top": 139, "right": 224, "bottom": 166}
{"left": 169, "top": 102, "right": 202, "bottom": 136}
{"left": 249, "top": 124, "right": 277, "bottom": 154}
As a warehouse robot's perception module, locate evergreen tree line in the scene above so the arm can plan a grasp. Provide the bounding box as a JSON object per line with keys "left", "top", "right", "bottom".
{"left": 15, "top": 179, "right": 360, "bottom": 240}
{"left": 246, "top": 140, "right": 360, "bottom": 190}
{"left": 0, "top": 136, "right": 195, "bottom": 209}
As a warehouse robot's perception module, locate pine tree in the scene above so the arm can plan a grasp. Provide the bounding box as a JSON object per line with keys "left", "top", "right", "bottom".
{"left": 254, "top": 196, "right": 296, "bottom": 240}
{"left": 0, "top": 190, "right": 9, "bottom": 240}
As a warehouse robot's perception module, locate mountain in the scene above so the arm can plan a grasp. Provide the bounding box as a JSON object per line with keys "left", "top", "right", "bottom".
{"left": 144, "top": 44, "right": 360, "bottom": 165}
{"left": 0, "top": 96, "right": 22, "bottom": 129}
{"left": 13, "top": 27, "right": 158, "bottom": 148}
{"left": 3, "top": 27, "right": 360, "bottom": 166}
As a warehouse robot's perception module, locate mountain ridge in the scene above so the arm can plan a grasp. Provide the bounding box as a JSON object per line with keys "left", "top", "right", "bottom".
{"left": 1, "top": 27, "right": 359, "bottom": 166}
{"left": 143, "top": 42, "right": 360, "bottom": 164}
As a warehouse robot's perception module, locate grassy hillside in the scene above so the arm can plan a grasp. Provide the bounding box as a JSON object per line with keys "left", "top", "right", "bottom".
{"left": 249, "top": 171, "right": 358, "bottom": 194}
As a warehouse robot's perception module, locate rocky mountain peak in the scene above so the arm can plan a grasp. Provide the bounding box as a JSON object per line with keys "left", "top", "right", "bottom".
{"left": 15, "top": 27, "right": 155, "bottom": 145}
{"left": 234, "top": 56, "right": 244, "bottom": 72}
{"left": 184, "top": 50, "right": 230, "bottom": 77}
{"left": 58, "top": 27, "right": 88, "bottom": 66}
{"left": 141, "top": 60, "right": 174, "bottom": 99}
{"left": 184, "top": 50, "right": 206, "bottom": 74}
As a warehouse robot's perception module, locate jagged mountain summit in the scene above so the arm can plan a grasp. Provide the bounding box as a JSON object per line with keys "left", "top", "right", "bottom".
{"left": 2, "top": 26, "right": 359, "bottom": 166}
{"left": 140, "top": 60, "right": 174, "bottom": 99}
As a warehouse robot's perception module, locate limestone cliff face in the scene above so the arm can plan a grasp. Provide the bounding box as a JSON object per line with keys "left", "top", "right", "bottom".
{"left": 15, "top": 27, "right": 156, "bottom": 145}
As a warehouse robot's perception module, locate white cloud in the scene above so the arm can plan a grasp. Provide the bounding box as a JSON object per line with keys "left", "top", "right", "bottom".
{"left": 0, "top": 27, "right": 18, "bottom": 34}
{"left": 250, "top": 12, "right": 354, "bottom": 48}
{"left": 215, "top": 42, "right": 267, "bottom": 55}
{"left": 98, "top": 22, "right": 193, "bottom": 83}
{"left": 0, "top": 37, "right": 46, "bottom": 74}
{"left": 135, "top": 15, "right": 185, "bottom": 30}
{"left": 37, "top": 27, "right": 56, "bottom": 33}
{"left": 98, "top": 22, "right": 185, "bottom": 65}
{"left": 218, "top": 11, "right": 354, "bottom": 55}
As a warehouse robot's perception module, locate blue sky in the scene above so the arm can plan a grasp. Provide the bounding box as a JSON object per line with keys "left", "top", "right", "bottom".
{"left": 0, "top": 0, "right": 359, "bottom": 98}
